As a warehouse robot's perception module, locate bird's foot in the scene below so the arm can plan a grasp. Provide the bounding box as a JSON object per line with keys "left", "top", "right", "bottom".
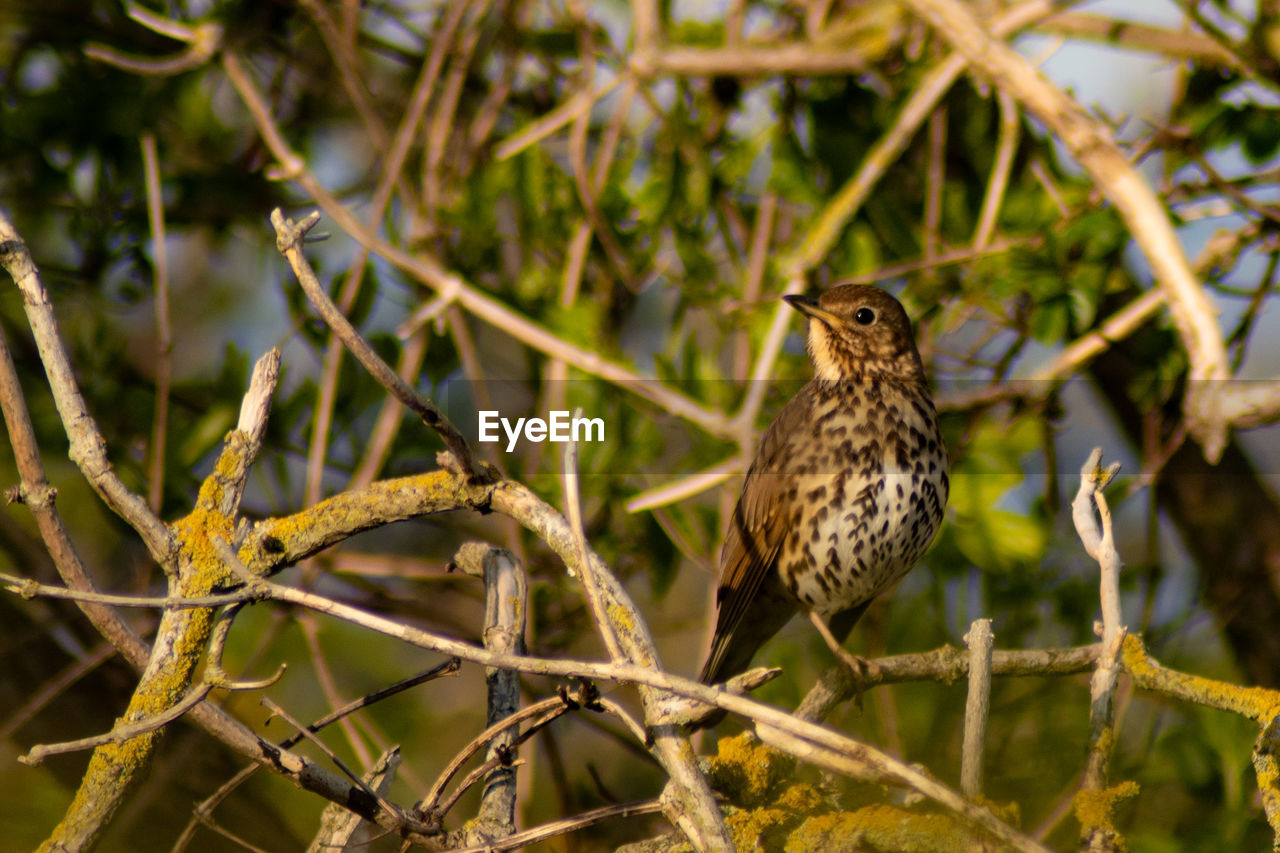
{"left": 808, "top": 610, "right": 869, "bottom": 709}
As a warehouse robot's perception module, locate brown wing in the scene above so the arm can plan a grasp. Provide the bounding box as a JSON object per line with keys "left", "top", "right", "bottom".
{"left": 698, "top": 386, "right": 813, "bottom": 683}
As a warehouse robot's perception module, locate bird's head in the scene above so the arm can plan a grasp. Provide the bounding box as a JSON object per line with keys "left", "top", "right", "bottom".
{"left": 784, "top": 285, "right": 925, "bottom": 382}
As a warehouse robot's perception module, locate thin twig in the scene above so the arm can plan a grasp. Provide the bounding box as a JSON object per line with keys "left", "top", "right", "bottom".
{"left": 269, "top": 209, "right": 483, "bottom": 482}
{"left": 20, "top": 684, "right": 212, "bottom": 765}
{"left": 261, "top": 697, "right": 395, "bottom": 817}
{"left": 84, "top": 12, "right": 222, "bottom": 76}
{"left": 350, "top": 328, "right": 429, "bottom": 488}
{"left": 448, "top": 799, "right": 665, "bottom": 853}
{"left": 173, "top": 660, "right": 459, "bottom": 851}
{"left": 924, "top": 105, "right": 947, "bottom": 263}
{"left": 421, "top": 699, "right": 570, "bottom": 813}
{"left": 493, "top": 77, "right": 623, "bottom": 161}
{"left": 1036, "top": 11, "right": 1241, "bottom": 70}
{"left": 0, "top": 213, "right": 174, "bottom": 562}
{"left": 1072, "top": 448, "right": 1126, "bottom": 851}
{"left": 140, "top": 133, "right": 172, "bottom": 514}
{"left": 297, "top": 612, "right": 374, "bottom": 769}
{"left": 973, "top": 90, "right": 1020, "bottom": 250}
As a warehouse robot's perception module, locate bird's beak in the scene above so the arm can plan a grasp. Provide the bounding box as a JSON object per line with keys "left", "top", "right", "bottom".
{"left": 783, "top": 294, "right": 842, "bottom": 326}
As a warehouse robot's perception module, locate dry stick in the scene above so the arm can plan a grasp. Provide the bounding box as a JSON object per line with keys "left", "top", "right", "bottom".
{"left": 736, "top": 192, "right": 777, "bottom": 368}
{"left": 902, "top": 0, "right": 1230, "bottom": 460}
{"left": 1037, "top": 11, "right": 1242, "bottom": 69}
{"left": 0, "top": 572, "right": 261, "bottom": 610}
{"left": 422, "top": 0, "right": 487, "bottom": 227}
{"left": 937, "top": 287, "right": 1167, "bottom": 412}
{"left": 0, "top": 226, "right": 388, "bottom": 849}
{"left": 17, "top": 606, "right": 276, "bottom": 764}
{"left": 141, "top": 133, "right": 172, "bottom": 514}
{"left": 973, "top": 90, "right": 1020, "bottom": 250}
{"left": 29, "top": 349, "right": 281, "bottom": 853}
{"left": 961, "top": 618, "right": 994, "bottom": 798}
{"left": 566, "top": 33, "right": 632, "bottom": 282}
{"left": 562, "top": 415, "right": 623, "bottom": 659}
{"left": 261, "top": 697, "right": 396, "bottom": 817}
{"left": 203, "top": 603, "right": 285, "bottom": 690}
{"left": 259, "top": 573, "right": 1045, "bottom": 852}
{"left": 173, "top": 660, "right": 460, "bottom": 853}
{"left": 493, "top": 76, "right": 622, "bottom": 161}
{"left": 559, "top": 414, "right": 732, "bottom": 850}
{"left": 630, "top": 0, "right": 659, "bottom": 73}
{"left": 449, "top": 799, "right": 665, "bottom": 853}
{"left": 539, "top": 73, "right": 636, "bottom": 478}
{"left": 219, "top": 54, "right": 732, "bottom": 443}
{"left": 83, "top": 10, "right": 221, "bottom": 76}
{"left": 624, "top": 453, "right": 750, "bottom": 514}
{"left": 350, "top": 328, "right": 429, "bottom": 488}
{"left": 924, "top": 105, "right": 947, "bottom": 264}
{"left": 654, "top": 44, "right": 873, "bottom": 76}
{"left": 796, "top": 642, "right": 1101, "bottom": 723}
{"left": 295, "top": 0, "right": 417, "bottom": 207}
{"left": 0, "top": 212, "right": 173, "bottom": 562}
{"left": 304, "top": 0, "right": 472, "bottom": 507}
{"left": 421, "top": 699, "right": 570, "bottom": 814}
{"left": 308, "top": 747, "right": 402, "bottom": 853}
{"left": 20, "top": 684, "right": 212, "bottom": 766}
{"left": 191, "top": 816, "right": 273, "bottom": 853}
{"left": 833, "top": 236, "right": 1038, "bottom": 287}
{"left": 1071, "top": 448, "right": 1127, "bottom": 852}
{"left": 269, "top": 210, "right": 482, "bottom": 481}
{"left": 471, "top": 547, "right": 528, "bottom": 843}
{"left": 296, "top": 613, "right": 375, "bottom": 769}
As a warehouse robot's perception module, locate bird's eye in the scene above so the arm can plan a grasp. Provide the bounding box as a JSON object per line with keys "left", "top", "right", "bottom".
{"left": 854, "top": 307, "right": 876, "bottom": 325}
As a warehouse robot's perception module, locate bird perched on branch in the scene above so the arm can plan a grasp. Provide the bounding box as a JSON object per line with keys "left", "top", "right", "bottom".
{"left": 699, "top": 285, "right": 949, "bottom": 697}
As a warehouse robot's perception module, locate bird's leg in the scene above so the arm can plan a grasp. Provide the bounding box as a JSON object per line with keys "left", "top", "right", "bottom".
{"left": 808, "top": 610, "right": 868, "bottom": 709}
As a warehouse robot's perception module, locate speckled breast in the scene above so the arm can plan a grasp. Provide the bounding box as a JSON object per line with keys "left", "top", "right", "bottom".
{"left": 778, "top": 379, "right": 949, "bottom": 617}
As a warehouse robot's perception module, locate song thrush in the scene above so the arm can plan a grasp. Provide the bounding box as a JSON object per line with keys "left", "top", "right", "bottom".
{"left": 699, "top": 284, "right": 949, "bottom": 688}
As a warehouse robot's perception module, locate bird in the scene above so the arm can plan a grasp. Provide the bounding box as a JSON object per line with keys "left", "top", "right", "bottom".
{"left": 699, "top": 284, "right": 949, "bottom": 694}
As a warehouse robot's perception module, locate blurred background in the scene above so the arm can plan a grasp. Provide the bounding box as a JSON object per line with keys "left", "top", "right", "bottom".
{"left": 2, "top": 0, "right": 1280, "bottom": 849}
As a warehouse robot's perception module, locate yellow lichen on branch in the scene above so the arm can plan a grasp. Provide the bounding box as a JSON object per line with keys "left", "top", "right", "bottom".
{"left": 1072, "top": 780, "right": 1139, "bottom": 852}
{"left": 239, "top": 468, "right": 494, "bottom": 575}
{"left": 703, "top": 733, "right": 1012, "bottom": 852}
{"left": 1121, "top": 635, "right": 1280, "bottom": 723}
{"left": 37, "top": 430, "right": 255, "bottom": 852}
{"left": 1254, "top": 715, "right": 1280, "bottom": 841}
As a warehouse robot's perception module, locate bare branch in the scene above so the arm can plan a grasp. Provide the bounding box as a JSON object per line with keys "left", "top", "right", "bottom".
{"left": 269, "top": 209, "right": 484, "bottom": 483}
{"left": 1036, "top": 12, "right": 1242, "bottom": 69}
{"left": 471, "top": 547, "right": 528, "bottom": 843}
{"left": 19, "top": 683, "right": 212, "bottom": 766}
{"left": 0, "top": 211, "right": 174, "bottom": 562}
{"left": 140, "top": 133, "right": 171, "bottom": 514}
{"left": 307, "top": 748, "right": 401, "bottom": 853}
{"left": 901, "top": 0, "right": 1230, "bottom": 459}
{"left": 1072, "top": 449, "right": 1127, "bottom": 851}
